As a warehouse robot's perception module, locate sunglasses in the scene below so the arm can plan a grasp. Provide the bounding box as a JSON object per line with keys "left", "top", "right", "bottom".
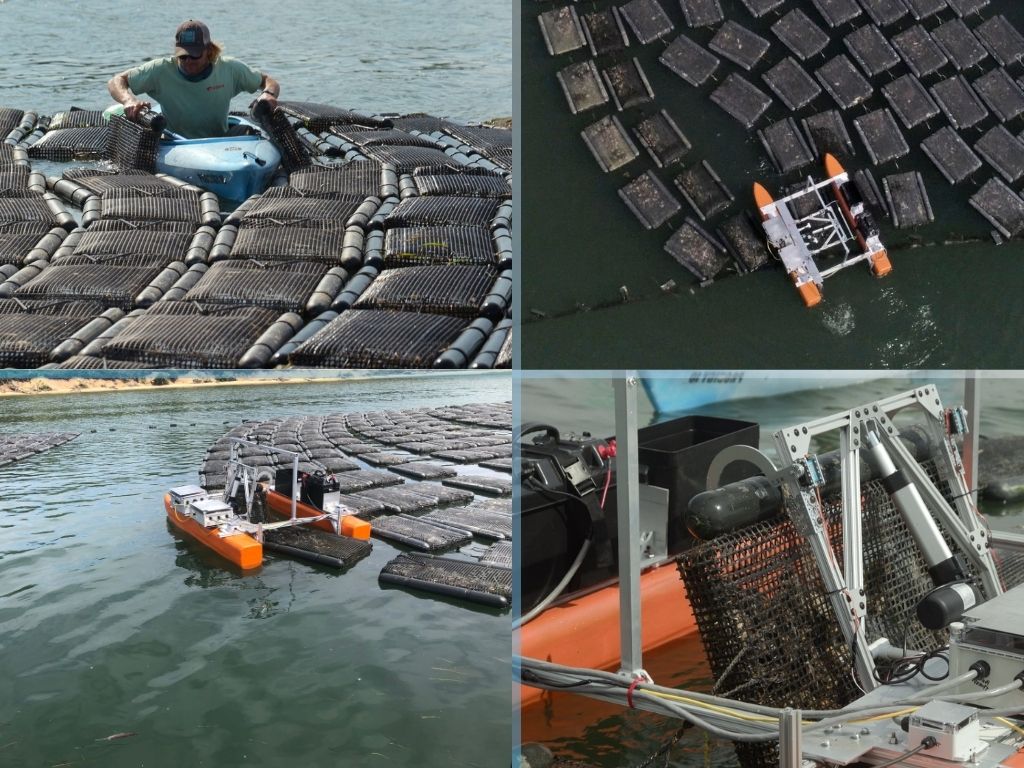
{"left": 176, "top": 52, "right": 203, "bottom": 61}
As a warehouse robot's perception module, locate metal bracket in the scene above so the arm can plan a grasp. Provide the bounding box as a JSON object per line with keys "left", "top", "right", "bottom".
{"left": 769, "top": 385, "right": 1004, "bottom": 691}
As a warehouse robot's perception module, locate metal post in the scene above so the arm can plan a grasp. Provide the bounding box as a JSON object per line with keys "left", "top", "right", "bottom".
{"left": 840, "top": 425, "right": 863, "bottom": 607}
{"left": 779, "top": 708, "right": 802, "bottom": 768}
{"left": 290, "top": 454, "right": 298, "bottom": 520}
{"left": 613, "top": 375, "right": 644, "bottom": 679}
{"left": 963, "top": 374, "right": 980, "bottom": 508}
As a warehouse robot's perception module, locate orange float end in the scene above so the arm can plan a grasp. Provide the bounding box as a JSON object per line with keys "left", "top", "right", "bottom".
{"left": 870, "top": 250, "right": 892, "bottom": 277}
{"left": 266, "top": 488, "right": 330, "bottom": 530}
{"left": 265, "top": 489, "right": 372, "bottom": 539}
{"left": 824, "top": 152, "right": 846, "bottom": 179}
{"left": 752, "top": 182, "right": 774, "bottom": 216}
{"left": 341, "top": 515, "right": 371, "bottom": 540}
{"left": 518, "top": 563, "right": 697, "bottom": 708}
{"left": 164, "top": 493, "right": 262, "bottom": 570}
{"left": 796, "top": 280, "right": 822, "bottom": 308}
{"left": 999, "top": 747, "right": 1024, "bottom": 768}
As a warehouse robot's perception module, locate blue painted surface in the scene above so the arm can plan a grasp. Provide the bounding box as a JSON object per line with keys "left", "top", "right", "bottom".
{"left": 155, "top": 118, "right": 282, "bottom": 202}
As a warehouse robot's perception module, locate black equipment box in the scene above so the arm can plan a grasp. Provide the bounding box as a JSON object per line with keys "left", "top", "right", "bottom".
{"left": 274, "top": 468, "right": 338, "bottom": 510}
{"left": 519, "top": 415, "right": 759, "bottom": 613}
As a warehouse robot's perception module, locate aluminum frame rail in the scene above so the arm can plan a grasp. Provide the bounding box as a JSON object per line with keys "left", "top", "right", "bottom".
{"left": 613, "top": 375, "right": 651, "bottom": 683}
{"left": 771, "top": 385, "right": 1003, "bottom": 691}
{"left": 223, "top": 437, "right": 333, "bottom": 536}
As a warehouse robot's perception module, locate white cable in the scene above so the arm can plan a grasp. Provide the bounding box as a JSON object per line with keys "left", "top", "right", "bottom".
{"left": 513, "top": 538, "right": 591, "bottom": 629}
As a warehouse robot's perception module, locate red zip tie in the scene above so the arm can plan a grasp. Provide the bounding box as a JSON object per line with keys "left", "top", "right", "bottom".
{"left": 627, "top": 677, "right": 642, "bottom": 709}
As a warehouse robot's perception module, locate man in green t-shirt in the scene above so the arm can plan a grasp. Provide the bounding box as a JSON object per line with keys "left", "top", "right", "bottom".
{"left": 107, "top": 20, "right": 281, "bottom": 139}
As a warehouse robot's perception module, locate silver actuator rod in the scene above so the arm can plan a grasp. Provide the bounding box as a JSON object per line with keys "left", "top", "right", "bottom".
{"left": 863, "top": 430, "right": 961, "bottom": 585}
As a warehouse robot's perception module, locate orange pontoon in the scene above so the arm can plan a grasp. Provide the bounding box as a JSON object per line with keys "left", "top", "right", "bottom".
{"left": 519, "top": 563, "right": 698, "bottom": 707}
{"left": 754, "top": 155, "right": 891, "bottom": 307}
{"left": 265, "top": 486, "right": 371, "bottom": 540}
{"left": 164, "top": 490, "right": 263, "bottom": 570}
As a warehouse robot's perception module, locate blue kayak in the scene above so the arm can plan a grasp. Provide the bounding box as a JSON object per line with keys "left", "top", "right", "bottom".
{"left": 105, "top": 106, "right": 282, "bottom": 202}
{"left": 641, "top": 374, "right": 866, "bottom": 414}
{"left": 155, "top": 116, "right": 281, "bottom": 203}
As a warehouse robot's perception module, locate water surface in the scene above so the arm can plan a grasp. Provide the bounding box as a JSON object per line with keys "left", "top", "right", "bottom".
{"left": 2, "top": 0, "right": 513, "bottom": 122}
{"left": 1, "top": 372, "right": 510, "bottom": 767}
{"left": 519, "top": 374, "right": 1024, "bottom": 766}
{"left": 521, "top": 1, "right": 1024, "bottom": 368}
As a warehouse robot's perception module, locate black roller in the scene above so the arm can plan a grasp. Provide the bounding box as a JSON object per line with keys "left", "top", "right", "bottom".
{"left": 398, "top": 173, "right": 418, "bottom": 199}
{"left": 223, "top": 195, "right": 261, "bottom": 227}
{"left": 493, "top": 201, "right": 513, "bottom": 231}
{"left": 321, "top": 133, "right": 350, "bottom": 154}
{"left": 686, "top": 427, "right": 938, "bottom": 539}
{"left": 346, "top": 196, "right": 381, "bottom": 229}
{"left": 330, "top": 266, "right": 378, "bottom": 311}
{"left": 81, "top": 196, "right": 102, "bottom": 228}
{"left": 50, "top": 228, "right": 85, "bottom": 262}
{"left": 24, "top": 227, "right": 68, "bottom": 265}
{"left": 160, "top": 263, "right": 208, "bottom": 302}
{"left": 135, "top": 262, "right": 188, "bottom": 307}
{"left": 0, "top": 260, "right": 48, "bottom": 297}
{"left": 198, "top": 192, "right": 221, "bottom": 227}
{"left": 20, "top": 123, "right": 48, "bottom": 150}
{"left": 49, "top": 177, "right": 95, "bottom": 208}
{"left": 184, "top": 226, "right": 216, "bottom": 265}
{"left": 686, "top": 476, "right": 783, "bottom": 539}
{"left": 433, "top": 317, "right": 494, "bottom": 368}
{"left": 208, "top": 224, "right": 237, "bottom": 262}
{"left": 381, "top": 165, "right": 400, "bottom": 197}
{"left": 362, "top": 230, "right": 385, "bottom": 269}
{"left": 134, "top": 108, "right": 167, "bottom": 134}
{"left": 470, "top": 318, "right": 512, "bottom": 369}
{"left": 49, "top": 307, "right": 125, "bottom": 362}
{"left": 27, "top": 172, "right": 46, "bottom": 195}
{"left": 79, "top": 308, "right": 148, "bottom": 356}
{"left": 340, "top": 226, "right": 365, "bottom": 270}
{"left": 42, "top": 192, "right": 75, "bottom": 231}
{"left": 270, "top": 310, "right": 337, "bottom": 365}
{"left": 917, "top": 581, "right": 981, "bottom": 630}
{"left": 305, "top": 267, "right": 349, "bottom": 315}
{"left": 480, "top": 269, "right": 512, "bottom": 321}
{"left": 237, "top": 311, "right": 304, "bottom": 368}
{"left": 368, "top": 196, "right": 400, "bottom": 230}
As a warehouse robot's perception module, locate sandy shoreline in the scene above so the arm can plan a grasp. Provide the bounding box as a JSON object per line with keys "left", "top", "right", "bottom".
{"left": 0, "top": 370, "right": 500, "bottom": 397}
{"left": 0, "top": 374, "right": 458, "bottom": 397}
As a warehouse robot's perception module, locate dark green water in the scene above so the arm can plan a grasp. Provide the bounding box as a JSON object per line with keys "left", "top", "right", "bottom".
{"left": 520, "top": 374, "right": 1024, "bottom": 766}
{"left": 522, "top": 1, "right": 1024, "bottom": 369}
{"left": 0, "top": 373, "right": 510, "bottom": 767}
{"left": 1, "top": 0, "right": 512, "bottom": 123}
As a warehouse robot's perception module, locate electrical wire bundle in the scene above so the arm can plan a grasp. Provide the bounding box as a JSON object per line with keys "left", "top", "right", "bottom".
{"left": 872, "top": 647, "right": 949, "bottom": 686}
{"left": 517, "top": 655, "right": 1024, "bottom": 747}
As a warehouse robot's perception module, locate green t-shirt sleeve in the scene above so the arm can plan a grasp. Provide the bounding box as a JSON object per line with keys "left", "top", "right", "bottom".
{"left": 225, "top": 58, "right": 264, "bottom": 95}
{"left": 126, "top": 58, "right": 165, "bottom": 97}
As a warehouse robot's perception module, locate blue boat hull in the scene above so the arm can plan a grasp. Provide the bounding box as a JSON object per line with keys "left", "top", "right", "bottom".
{"left": 156, "top": 130, "right": 281, "bottom": 203}
{"left": 641, "top": 374, "right": 863, "bottom": 414}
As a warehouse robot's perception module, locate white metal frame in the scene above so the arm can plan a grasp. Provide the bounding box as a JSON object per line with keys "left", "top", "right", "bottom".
{"left": 770, "top": 385, "right": 1003, "bottom": 690}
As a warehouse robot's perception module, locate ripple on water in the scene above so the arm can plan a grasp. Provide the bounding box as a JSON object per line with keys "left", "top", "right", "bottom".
{"left": 821, "top": 302, "right": 855, "bottom": 336}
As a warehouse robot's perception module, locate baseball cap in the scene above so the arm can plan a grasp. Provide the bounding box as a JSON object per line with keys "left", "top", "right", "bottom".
{"left": 175, "top": 20, "right": 211, "bottom": 57}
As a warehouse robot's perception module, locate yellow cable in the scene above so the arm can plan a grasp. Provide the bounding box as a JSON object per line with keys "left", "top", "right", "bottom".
{"left": 995, "top": 717, "right": 1024, "bottom": 738}
{"left": 644, "top": 688, "right": 920, "bottom": 728}
{"left": 644, "top": 690, "right": 780, "bottom": 723}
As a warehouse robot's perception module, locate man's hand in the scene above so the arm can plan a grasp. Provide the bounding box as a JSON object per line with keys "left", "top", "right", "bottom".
{"left": 257, "top": 92, "right": 278, "bottom": 111}
{"left": 124, "top": 99, "right": 152, "bottom": 121}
